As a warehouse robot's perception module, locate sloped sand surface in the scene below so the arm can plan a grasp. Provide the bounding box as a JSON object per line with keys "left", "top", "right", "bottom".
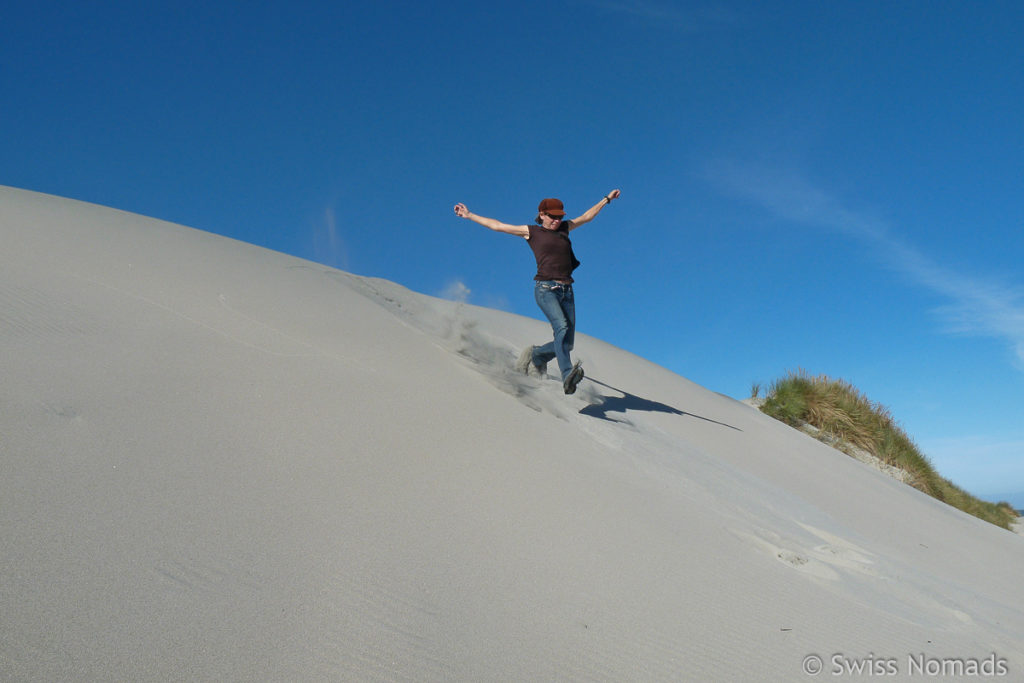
{"left": 3, "top": 186, "right": 1022, "bottom": 681}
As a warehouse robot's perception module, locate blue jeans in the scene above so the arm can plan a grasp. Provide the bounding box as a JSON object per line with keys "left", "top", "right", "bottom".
{"left": 533, "top": 281, "right": 576, "bottom": 381}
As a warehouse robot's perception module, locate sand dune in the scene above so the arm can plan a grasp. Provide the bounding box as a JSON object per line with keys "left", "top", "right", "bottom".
{"left": 3, "top": 185, "right": 1023, "bottom": 681}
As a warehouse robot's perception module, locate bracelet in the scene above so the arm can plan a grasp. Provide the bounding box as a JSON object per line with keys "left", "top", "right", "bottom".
{"left": 604, "top": 195, "right": 613, "bottom": 203}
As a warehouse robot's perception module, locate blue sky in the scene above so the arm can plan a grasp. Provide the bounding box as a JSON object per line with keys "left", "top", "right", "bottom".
{"left": 4, "top": 1, "right": 1023, "bottom": 506}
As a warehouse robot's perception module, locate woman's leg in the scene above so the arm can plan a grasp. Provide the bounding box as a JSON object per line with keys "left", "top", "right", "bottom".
{"left": 534, "top": 282, "right": 575, "bottom": 381}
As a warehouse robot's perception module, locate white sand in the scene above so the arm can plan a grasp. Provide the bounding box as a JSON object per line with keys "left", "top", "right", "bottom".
{"left": 2, "top": 185, "right": 1023, "bottom": 681}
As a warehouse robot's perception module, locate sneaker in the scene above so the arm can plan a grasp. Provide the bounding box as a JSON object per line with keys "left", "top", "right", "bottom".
{"left": 516, "top": 346, "right": 547, "bottom": 377}
{"left": 562, "top": 361, "right": 585, "bottom": 395}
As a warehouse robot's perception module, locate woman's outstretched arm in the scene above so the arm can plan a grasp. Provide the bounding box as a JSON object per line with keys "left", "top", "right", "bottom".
{"left": 568, "top": 189, "right": 621, "bottom": 231}
{"left": 454, "top": 203, "right": 529, "bottom": 237}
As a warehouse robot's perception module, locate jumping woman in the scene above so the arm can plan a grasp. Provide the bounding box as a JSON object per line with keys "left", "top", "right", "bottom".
{"left": 453, "top": 189, "right": 621, "bottom": 394}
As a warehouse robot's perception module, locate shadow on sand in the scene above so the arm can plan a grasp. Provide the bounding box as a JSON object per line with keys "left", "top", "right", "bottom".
{"left": 580, "top": 378, "right": 742, "bottom": 431}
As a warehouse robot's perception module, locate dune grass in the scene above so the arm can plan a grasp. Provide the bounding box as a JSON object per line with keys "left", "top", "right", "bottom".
{"left": 755, "top": 370, "right": 1018, "bottom": 531}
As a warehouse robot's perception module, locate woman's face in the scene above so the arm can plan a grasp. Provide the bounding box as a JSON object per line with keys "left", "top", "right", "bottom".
{"left": 538, "top": 212, "right": 562, "bottom": 229}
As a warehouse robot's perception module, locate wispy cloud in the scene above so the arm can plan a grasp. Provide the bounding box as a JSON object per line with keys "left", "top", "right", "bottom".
{"left": 705, "top": 159, "right": 1024, "bottom": 367}
{"left": 313, "top": 207, "right": 348, "bottom": 270}
{"left": 437, "top": 280, "right": 515, "bottom": 311}
{"left": 439, "top": 279, "right": 472, "bottom": 304}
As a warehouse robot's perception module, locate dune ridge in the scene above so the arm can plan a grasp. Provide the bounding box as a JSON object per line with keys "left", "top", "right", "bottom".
{"left": 2, "top": 185, "right": 1023, "bottom": 681}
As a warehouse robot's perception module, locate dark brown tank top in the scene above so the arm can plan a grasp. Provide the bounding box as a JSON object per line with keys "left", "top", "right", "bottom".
{"left": 527, "top": 222, "right": 580, "bottom": 282}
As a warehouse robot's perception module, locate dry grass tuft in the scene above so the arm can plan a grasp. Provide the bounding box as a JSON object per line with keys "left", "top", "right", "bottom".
{"left": 759, "top": 369, "right": 1018, "bottom": 530}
